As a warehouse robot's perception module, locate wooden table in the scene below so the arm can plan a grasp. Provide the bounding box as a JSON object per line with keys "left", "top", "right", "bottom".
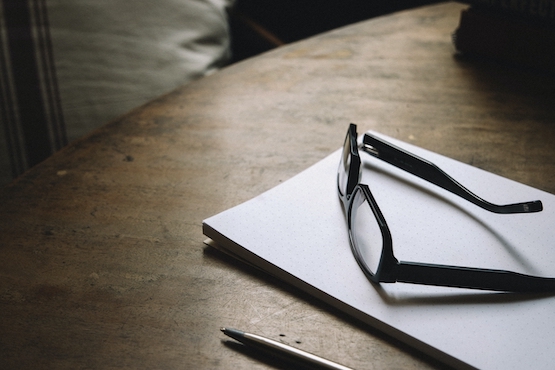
{"left": 2, "top": 2, "right": 555, "bottom": 369}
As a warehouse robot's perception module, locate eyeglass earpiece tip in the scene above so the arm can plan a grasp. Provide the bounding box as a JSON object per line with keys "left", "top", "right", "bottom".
{"left": 500, "top": 200, "right": 542, "bottom": 214}
{"left": 526, "top": 200, "right": 543, "bottom": 213}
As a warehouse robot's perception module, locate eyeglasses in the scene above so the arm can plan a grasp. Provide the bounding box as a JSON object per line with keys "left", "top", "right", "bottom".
{"left": 338, "top": 123, "right": 555, "bottom": 292}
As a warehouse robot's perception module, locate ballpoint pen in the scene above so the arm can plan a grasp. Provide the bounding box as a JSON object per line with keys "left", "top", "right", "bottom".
{"left": 220, "top": 327, "right": 355, "bottom": 370}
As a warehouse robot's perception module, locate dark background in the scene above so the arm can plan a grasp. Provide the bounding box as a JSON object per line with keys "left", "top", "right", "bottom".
{"left": 229, "top": 0, "right": 442, "bottom": 62}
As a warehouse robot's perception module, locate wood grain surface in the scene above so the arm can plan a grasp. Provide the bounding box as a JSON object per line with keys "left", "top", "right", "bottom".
{"left": 2, "top": 2, "right": 555, "bottom": 369}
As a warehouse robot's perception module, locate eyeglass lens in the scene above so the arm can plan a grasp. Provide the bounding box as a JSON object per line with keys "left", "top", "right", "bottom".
{"left": 338, "top": 134, "right": 352, "bottom": 197}
{"left": 350, "top": 188, "right": 383, "bottom": 276}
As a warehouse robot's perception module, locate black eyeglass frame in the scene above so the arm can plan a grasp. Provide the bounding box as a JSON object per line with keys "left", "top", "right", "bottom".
{"left": 338, "top": 123, "right": 555, "bottom": 292}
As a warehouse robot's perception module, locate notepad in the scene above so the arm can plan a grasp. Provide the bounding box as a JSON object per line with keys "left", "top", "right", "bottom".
{"left": 203, "top": 131, "right": 555, "bottom": 370}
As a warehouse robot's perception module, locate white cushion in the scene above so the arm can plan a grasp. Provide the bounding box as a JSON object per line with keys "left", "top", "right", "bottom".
{"left": 47, "top": 0, "right": 234, "bottom": 141}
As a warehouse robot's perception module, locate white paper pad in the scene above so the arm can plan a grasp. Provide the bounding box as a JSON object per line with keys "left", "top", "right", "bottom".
{"left": 203, "top": 131, "right": 555, "bottom": 370}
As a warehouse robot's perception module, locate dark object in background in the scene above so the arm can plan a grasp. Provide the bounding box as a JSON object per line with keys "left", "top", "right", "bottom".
{"left": 453, "top": 6, "right": 555, "bottom": 74}
{"left": 228, "top": 0, "right": 442, "bottom": 63}
{"left": 457, "top": 0, "right": 555, "bottom": 28}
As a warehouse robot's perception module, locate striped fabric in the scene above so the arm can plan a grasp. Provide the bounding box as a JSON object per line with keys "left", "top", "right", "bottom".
{"left": 0, "top": 0, "right": 66, "bottom": 179}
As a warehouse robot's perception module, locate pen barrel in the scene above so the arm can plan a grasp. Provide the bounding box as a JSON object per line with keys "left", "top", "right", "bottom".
{"left": 243, "top": 333, "right": 354, "bottom": 370}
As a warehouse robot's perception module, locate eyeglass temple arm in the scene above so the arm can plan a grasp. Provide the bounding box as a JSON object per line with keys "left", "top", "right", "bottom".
{"left": 395, "top": 261, "right": 555, "bottom": 292}
{"left": 361, "top": 134, "right": 542, "bottom": 214}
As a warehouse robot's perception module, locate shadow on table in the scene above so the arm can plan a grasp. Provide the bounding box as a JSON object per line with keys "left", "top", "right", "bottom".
{"left": 453, "top": 54, "right": 555, "bottom": 126}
